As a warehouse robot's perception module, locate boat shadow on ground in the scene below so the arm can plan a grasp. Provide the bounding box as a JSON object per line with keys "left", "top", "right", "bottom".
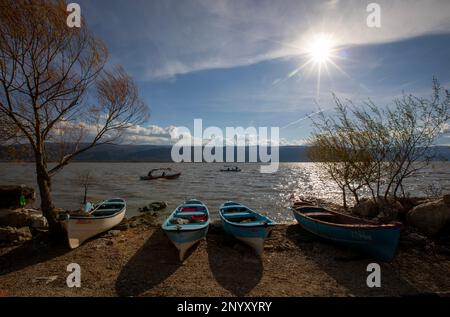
{"left": 0, "top": 238, "right": 68, "bottom": 276}
{"left": 206, "top": 225, "right": 263, "bottom": 296}
{"left": 115, "top": 228, "right": 185, "bottom": 296}
{"left": 285, "top": 224, "right": 419, "bottom": 296}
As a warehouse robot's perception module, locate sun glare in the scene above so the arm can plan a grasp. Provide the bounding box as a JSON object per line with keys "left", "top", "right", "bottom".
{"left": 308, "top": 34, "right": 334, "bottom": 65}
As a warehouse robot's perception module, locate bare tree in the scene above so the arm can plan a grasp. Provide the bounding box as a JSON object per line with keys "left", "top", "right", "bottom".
{"left": 76, "top": 170, "right": 96, "bottom": 205}
{"left": 0, "top": 0, "right": 149, "bottom": 236}
{"left": 309, "top": 79, "right": 450, "bottom": 208}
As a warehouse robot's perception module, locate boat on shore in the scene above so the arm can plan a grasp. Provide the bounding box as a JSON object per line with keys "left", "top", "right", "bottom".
{"left": 220, "top": 165, "right": 241, "bottom": 172}
{"left": 162, "top": 199, "right": 210, "bottom": 261}
{"left": 140, "top": 168, "right": 181, "bottom": 180}
{"left": 219, "top": 201, "right": 275, "bottom": 256}
{"left": 59, "top": 198, "right": 126, "bottom": 249}
{"left": 291, "top": 205, "right": 401, "bottom": 261}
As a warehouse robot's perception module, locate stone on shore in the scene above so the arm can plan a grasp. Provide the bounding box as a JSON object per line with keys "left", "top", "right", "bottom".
{"left": 443, "top": 194, "right": 450, "bottom": 205}
{"left": 351, "top": 197, "right": 403, "bottom": 219}
{"left": 138, "top": 201, "right": 167, "bottom": 213}
{"left": 0, "top": 208, "right": 48, "bottom": 229}
{"left": 0, "top": 226, "right": 32, "bottom": 243}
{"left": 407, "top": 198, "right": 450, "bottom": 236}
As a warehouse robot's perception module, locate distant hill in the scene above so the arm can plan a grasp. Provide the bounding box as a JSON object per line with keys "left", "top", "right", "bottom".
{"left": 1, "top": 144, "right": 449, "bottom": 162}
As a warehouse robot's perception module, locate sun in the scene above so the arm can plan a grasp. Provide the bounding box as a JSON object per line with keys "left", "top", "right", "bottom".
{"left": 276, "top": 32, "right": 347, "bottom": 100}
{"left": 307, "top": 33, "right": 335, "bottom": 65}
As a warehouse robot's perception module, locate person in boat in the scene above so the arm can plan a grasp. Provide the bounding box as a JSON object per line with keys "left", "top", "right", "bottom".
{"left": 83, "top": 202, "right": 93, "bottom": 213}
{"left": 162, "top": 172, "right": 166, "bottom": 177}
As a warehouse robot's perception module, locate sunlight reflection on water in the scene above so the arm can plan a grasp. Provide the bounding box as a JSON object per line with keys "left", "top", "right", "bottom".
{"left": 1, "top": 162, "right": 449, "bottom": 223}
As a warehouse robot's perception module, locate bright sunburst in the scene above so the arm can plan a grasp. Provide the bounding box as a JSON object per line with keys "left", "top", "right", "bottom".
{"left": 307, "top": 33, "right": 335, "bottom": 65}
{"left": 281, "top": 33, "right": 347, "bottom": 100}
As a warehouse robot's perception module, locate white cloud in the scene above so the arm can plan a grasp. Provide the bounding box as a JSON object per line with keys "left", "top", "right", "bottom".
{"left": 120, "top": 123, "right": 309, "bottom": 145}
{"left": 83, "top": 0, "right": 450, "bottom": 80}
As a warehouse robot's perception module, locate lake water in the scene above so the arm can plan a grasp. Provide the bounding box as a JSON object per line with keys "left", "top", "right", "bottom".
{"left": 1, "top": 162, "right": 450, "bottom": 223}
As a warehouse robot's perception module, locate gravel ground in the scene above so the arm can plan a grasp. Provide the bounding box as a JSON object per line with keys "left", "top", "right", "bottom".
{"left": 1, "top": 220, "right": 450, "bottom": 297}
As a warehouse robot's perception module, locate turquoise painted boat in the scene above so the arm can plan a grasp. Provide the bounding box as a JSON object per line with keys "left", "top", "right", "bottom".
{"left": 292, "top": 205, "right": 401, "bottom": 262}
{"left": 162, "top": 199, "right": 209, "bottom": 261}
{"left": 219, "top": 201, "right": 275, "bottom": 256}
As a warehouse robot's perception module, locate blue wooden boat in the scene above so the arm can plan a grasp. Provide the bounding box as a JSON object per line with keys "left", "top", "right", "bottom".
{"left": 162, "top": 199, "right": 209, "bottom": 261}
{"left": 292, "top": 205, "right": 401, "bottom": 261}
{"left": 219, "top": 201, "right": 275, "bottom": 256}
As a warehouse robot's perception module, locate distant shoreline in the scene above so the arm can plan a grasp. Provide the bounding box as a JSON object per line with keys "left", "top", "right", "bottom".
{"left": 2, "top": 144, "right": 449, "bottom": 162}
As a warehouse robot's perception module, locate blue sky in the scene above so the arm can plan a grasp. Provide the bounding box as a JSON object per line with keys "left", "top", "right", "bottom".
{"left": 78, "top": 0, "right": 450, "bottom": 145}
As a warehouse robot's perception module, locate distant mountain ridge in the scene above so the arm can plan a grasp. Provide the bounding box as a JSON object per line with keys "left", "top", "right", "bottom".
{"left": 1, "top": 144, "right": 449, "bottom": 162}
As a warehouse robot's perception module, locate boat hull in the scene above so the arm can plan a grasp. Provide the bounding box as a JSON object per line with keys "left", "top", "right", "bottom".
{"left": 164, "top": 226, "right": 209, "bottom": 261}
{"left": 219, "top": 202, "right": 274, "bottom": 256}
{"left": 292, "top": 209, "right": 401, "bottom": 261}
{"left": 222, "top": 223, "right": 272, "bottom": 255}
{"left": 140, "top": 173, "right": 181, "bottom": 180}
{"left": 162, "top": 199, "right": 210, "bottom": 261}
{"left": 62, "top": 208, "right": 126, "bottom": 249}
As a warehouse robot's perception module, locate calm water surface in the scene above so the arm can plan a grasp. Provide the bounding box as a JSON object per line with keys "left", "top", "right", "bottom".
{"left": 1, "top": 162, "right": 449, "bottom": 223}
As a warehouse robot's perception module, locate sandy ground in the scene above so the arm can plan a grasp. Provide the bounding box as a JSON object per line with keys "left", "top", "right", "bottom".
{"left": 1, "top": 220, "right": 450, "bottom": 297}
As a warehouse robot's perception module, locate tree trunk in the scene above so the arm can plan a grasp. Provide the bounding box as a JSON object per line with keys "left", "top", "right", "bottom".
{"left": 35, "top": 155, "right": 64, "bottom": 239}
{"left": 342, "top": 187, "right": 347, "bottom": 209}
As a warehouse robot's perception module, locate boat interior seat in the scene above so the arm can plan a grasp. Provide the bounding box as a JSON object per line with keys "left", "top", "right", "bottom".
{"left": 223, "top": 212, "right": 253, "bottom": 218}
{"left": 304, "top": 212, "right": 335, "bottom": 218}
{"left": 175, "top": 211, "right": 207, "bottom": 217}
{"left": 91, "top": 209, "right": 120, "bottom": 216}
{"left": 179, "top": 206, "right": 206, "bottom": 212}
{"left": 97, "top": 204, "right": 124, "bottom": 210}
{"left": 222, "top": 207, "right": 248, "bottom": 213}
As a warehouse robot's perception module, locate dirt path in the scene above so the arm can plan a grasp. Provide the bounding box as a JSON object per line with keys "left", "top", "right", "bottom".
{"left": 1, "top": 222, "right": 450, "bottom": 297}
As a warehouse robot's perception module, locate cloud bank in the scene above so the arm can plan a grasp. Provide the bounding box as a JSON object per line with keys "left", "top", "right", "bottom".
{"left": 81, "top": 0, "right": 450, "bottom": 80}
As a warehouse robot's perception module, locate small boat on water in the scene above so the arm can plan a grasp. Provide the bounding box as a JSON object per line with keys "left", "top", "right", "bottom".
{"left": 162, "top": 199, "right": 210, "bottom": 261}
{"left": 291, "top": 205, "right": 401, "bottom": 261}
{"left": 59, "top": 198, "right": 126, "bottom": 249}
{"left": 140, "top": 168, "right": 181, "bottom": 180}
{"left": 220, "top": 165, "right": 241, "bottom": 172}
{"left": 219, "top": 201, "right": 275, "bottom": 256}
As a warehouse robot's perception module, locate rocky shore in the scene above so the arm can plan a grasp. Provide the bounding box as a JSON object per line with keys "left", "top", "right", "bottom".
{"left": 1, "top": 212, "right": 450, "bottom": 297}
{"left": 1, "top": 185, "right": 450, "bottom": 297}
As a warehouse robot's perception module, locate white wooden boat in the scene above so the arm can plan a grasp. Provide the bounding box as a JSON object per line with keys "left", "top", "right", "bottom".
{"left": 59, "top": 198, "right": 126, "bottom": 249}
{"left": 162, "top": 199, "right": 210, "bottom": 261}
{"left": 219, "top": 201, "right": 275, "bottom": 256}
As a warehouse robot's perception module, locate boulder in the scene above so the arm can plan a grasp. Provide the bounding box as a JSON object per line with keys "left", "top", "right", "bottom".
{"left": 149, "top": 201, "right": 167, "bottom": 211}
{"left": 0, "top": 226, "right": 32, "bottom": 242}
{"left": 0, "top": 185, "right": 35, "bottom": 208}
{"left": 403, "top": 232, "right": 428, "bottom": 246}
{"left": 351, "top": 198, "right": 379, "bottom": 218}
{"left": 139, "top": 201, "right": 167, "bottom": 213}
{"left": 108, "top": 230, "right": 121, "bottom": 237}
{"left": 0, "top": 209, "right": 30, "bottom": 227}
{"left": 115, "top": 222, "right": 130, "bottom": 231}
{"left": 29, "top": 214, "right": 48, "bottom": 229}
{"left": 407, "top": 199, "right": 450, "bottom": 236}
{"left": 0, "top": 208, "right": 48, "bottom": 229}
{"left": 351, "top": 197, "right": 403, "bottom": 220}
{"left": 443, "top": 194, "right": 450, "bottom": 205}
